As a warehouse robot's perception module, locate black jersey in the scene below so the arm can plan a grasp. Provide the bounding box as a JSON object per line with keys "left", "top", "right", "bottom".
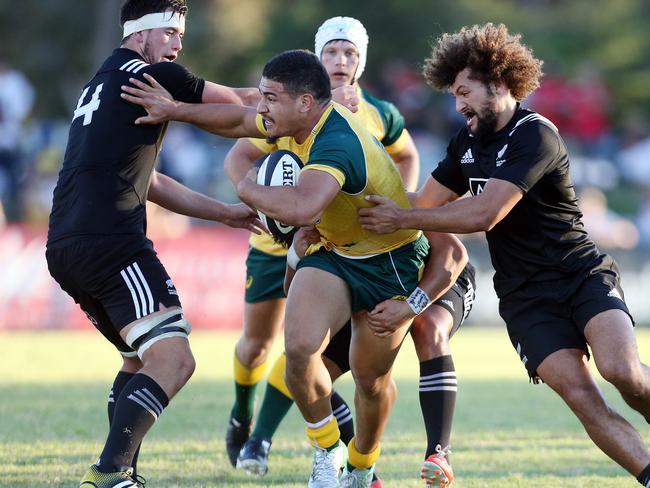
{"left": 432, "top": 106, "right": 605, "bottom": 298}
{"left": 47, "top": 48, "right": 205, "bottom": 246}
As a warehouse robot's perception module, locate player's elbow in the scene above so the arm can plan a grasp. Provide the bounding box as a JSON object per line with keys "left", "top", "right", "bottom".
{"left": 473, "top": 209, "right": 501, "bottom": 232}
{"left": 290, "top": 207, "right": 322, "bottom": 227}
{"left": 451, "top": 240, "right": 469, "bottom": 270}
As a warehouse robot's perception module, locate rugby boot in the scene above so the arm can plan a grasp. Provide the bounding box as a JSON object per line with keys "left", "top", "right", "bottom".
{"left": 236, "top": 436, "right": 272, "bottom": 476}
{"left": 340, "top": 464, "right": 375, "bottom": 488}
{"left": 420, "top": 453, "right": 454, "bottom": 487}
{"left": 225, "top": 414, "right": 251, "bottom": 467}
{"left": 308, "top": 440, "right": 347, "bottom": 488}
{"left": 370, "top": 472, "right": 384, "bottom": 488}
{"left": 79, "top": 464, "right": 138, "bottom": 487}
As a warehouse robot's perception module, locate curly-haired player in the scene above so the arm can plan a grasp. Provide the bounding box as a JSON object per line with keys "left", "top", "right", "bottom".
{"left": 360, "top": 23, "right": 650, "bottom": 487}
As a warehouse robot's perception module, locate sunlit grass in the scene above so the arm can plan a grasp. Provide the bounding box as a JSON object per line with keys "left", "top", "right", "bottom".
{"left": 2, "top": 328, "right": 649, "bottom": 487}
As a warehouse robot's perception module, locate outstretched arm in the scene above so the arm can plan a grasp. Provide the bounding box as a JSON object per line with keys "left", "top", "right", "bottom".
{"left": 202, "top": 81, "right": 260, "bottom": 107}
{"left": 148, "top": 170, "right": 262, "bottom": 232}
{"left": 360, "top": 177, "right": 523, "bottom": 234}
{"left": 121, "top": 73, "right": 263, "bottom": 138}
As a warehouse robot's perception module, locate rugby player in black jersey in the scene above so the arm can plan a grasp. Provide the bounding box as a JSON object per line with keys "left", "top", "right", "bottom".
{"left": 45, "top": 1, "right": 261, "bottom": 487}
{"left": 359, "top": 23, "right": 650, "bottom": 487}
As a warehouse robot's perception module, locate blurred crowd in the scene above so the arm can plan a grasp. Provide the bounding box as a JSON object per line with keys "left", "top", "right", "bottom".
{"left": 5, "top": 59, "right": 650, "bottom": 249}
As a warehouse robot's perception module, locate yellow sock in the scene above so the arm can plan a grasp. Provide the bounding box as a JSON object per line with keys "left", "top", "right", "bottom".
{"left": 267, "top": 353, "right": 293, "bottom": 399}
{"left": 306, "top": 416, "right": 340, "bottom": 449}
{"left": 348, "top": 436, "right": 380, "bottom": 469}
{"left": 233, "top": 351, "right": 267, "bottom": 386}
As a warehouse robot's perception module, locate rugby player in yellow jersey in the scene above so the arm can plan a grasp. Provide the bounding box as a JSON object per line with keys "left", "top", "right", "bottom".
{"left": 122, "top": 49, "right": 460, "bottom": 488}
{"left": 222, "top": 17, "right": 419, "bottom": 486}
{"left": 228, "top": 18, "right": 470, "bottom": 487}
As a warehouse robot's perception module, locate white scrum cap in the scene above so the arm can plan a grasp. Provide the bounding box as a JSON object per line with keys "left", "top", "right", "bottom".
{"left": 123, "top": 11, "right": 186, "bottom": 38}
{"left": 314, "top": 16, "right": 369, "bottom": 80}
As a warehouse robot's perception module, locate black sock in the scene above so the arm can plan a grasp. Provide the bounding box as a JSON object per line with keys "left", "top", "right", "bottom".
{"left": 419, "top": 355, "right": 457, "bottom": 458}
{"left": 108, "top": 371, "right": 135, "bottom": 425}
{"left": 97, "top": 373, "right": 169, "bottom": 472}
{"left": 637, "top": 463, "right": 650, "bottom": 487}
{"left": 107, "top": 371, "right": 139, "bottom": 474}
{"left": 331, "top": 390, "right": 354, "bottom": 445}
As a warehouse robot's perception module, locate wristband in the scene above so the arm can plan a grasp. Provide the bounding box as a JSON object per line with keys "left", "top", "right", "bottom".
{"left": 286, "top": 244, "right": 301, "bottom": 270}
{"left": 406, "top": 287, "right": 431, "bottom": 315}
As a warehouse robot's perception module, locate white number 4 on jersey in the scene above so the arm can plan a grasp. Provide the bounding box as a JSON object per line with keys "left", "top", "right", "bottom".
{"left": 72, "top": 83, "right": 103, "bottom": 126}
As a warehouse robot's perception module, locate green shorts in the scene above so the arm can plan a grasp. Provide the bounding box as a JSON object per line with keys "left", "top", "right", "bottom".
{"left": 245, "top": 247, "right": 287, "bottom": 303}
{"left": 297, "top": 234, "right": 429, "bottom": 312}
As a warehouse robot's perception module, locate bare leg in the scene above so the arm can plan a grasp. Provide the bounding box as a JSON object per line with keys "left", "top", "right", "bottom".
{"left": 586, "top": 309, "right": 650, "bottom": 421}
{"left": 349, "top": 311, "right": 411, "bottom": 453}
{"left": 538, "top": 348, "right": 650, "bottom": 476}
{"left": 235, "top": 298, "right": 285, "bottom": 367}
{"left": 284, "top": 267, "right": 351, "bottom": 423}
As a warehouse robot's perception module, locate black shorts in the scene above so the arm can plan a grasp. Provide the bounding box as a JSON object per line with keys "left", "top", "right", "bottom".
{"left": 46, "top": 235, "right": 182, "bottom": 354}
{"left": 322, "top": 262, "right": 477, "bottom": 374}
{"left": 431, "top": 262, "right": 476, "bottom": 337}
{"left": 499, "top": 264, "right": 633, "bottom": 382}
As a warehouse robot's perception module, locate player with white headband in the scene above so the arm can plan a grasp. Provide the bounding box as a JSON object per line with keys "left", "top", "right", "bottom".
{"left": 47, "top": 2, "right": 264, "bottom": 487}
{"left": 224, "top": 15, "right": 475, "bottom": 488}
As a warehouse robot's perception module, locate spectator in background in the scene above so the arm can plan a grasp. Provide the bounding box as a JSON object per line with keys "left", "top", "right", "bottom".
{"left": 0, "top": 58, "right": 34, "bottom": 222}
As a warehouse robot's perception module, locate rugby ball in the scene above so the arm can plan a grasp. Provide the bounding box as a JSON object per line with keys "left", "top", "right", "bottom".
{"left": 255, "top": 150, "right": 304, "bottom": 244}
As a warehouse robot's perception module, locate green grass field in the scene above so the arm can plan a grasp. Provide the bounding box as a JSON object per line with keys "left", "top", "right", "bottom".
{"left": 2, "top": 327, "right": 649, "bottom": 487}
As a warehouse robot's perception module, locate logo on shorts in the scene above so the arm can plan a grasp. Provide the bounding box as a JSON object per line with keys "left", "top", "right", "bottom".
{"left": 166, "top": 278, "right": 178, "bottom": 296}
{"left": 607, "top": 287, "right": 622, "bottom": 300}
{"left": 245, "top": 276, "right": 253, "bottom": 289}
{"left": 516, "top": 342, "right": 528, "bottom": 366}
{"left": 83, "top": 311, "right": 98, "bottom": 326}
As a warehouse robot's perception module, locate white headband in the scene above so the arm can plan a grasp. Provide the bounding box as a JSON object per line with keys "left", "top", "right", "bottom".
{"left": 123, "top": 11, "right": 186, "bottom": 39}
{"left": 315, "top": 16, "right": 369, "bottom": 80}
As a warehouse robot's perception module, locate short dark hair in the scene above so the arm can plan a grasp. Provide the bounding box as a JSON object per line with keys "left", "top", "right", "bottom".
{"left": 423, "top": 23, "right": 543, "bottom": 101}
{"left": 262, "top": 50, "right": 331, "bottom": 103}
{"left": 120, "top": 0, "right": 188, "bottom": 27}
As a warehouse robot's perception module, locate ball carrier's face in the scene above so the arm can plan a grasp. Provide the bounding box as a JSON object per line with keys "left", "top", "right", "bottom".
{"left": 257, "top": 78, "right": 316, "bottom": 144}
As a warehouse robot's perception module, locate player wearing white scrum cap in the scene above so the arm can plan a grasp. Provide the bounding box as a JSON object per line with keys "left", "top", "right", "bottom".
{"left": 314, "top": 16, "right": 369, "bottom": 81}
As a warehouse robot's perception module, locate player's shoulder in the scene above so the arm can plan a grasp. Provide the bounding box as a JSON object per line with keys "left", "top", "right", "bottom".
{"left": 323, "top": 104, "right": 360, "bottom": 138}
{"left": 360, "top": 88, "right": 404, "bottom": 121}
{"left": 508, "top": 108, "right": 559, "bottom": 140}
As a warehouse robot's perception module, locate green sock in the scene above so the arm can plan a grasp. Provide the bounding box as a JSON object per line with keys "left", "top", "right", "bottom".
{"left": 231, "top": 381, "right": 258, "bottom": 423}
{"left": 251, "top": 383, "right": 294, "bottom": 439}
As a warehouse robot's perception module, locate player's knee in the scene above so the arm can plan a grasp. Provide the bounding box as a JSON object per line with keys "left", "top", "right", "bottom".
{"left": 285, "top": 335, "right": 320, "bottom": 365}
{"left": 597, "top": 359, "right": 643, "bottom": 393}
{"left": 352, "top": 369, "right": 391, "bottom": 398}
{"left": 555, "top": 380, "right": 607, "bottom": 422}
{"left": 237, "top": 335, "right": 273, "bottom": 365}
{"left": 411, "top": 327, "right": 449, "bottom": 361}
{"left": 124, "top": 308, "right": 194, "bottom": 387}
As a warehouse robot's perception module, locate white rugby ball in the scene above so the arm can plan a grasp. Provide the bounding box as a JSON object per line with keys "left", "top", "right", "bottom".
{"left": 256, "top": 150, "right": 304, "bottom": 242}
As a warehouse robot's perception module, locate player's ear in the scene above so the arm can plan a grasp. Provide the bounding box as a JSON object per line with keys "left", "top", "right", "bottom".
{"left": 299, "top": 93, "right": 314, "bottom": 112}
{"left": 494, "top": 80, "right": 508, "bottom": 96}
{"left": 131, "top": 30, "right": 146, "bottom": 45}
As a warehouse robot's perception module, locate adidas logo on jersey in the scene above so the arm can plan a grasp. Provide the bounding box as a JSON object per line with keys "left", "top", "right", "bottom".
{"left": 460, "top": 148, "right": 474, "bottom": 164}
{"left": 607, "top": 288, "right": 622, "bottom": 300}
